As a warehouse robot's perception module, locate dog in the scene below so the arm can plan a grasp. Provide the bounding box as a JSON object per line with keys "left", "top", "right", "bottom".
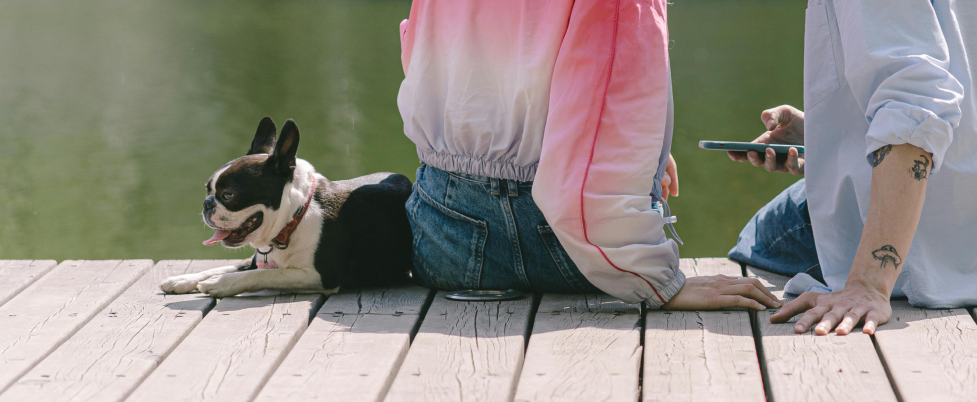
{"left": 160, "top": 117, "right": 413, "bottom": 298}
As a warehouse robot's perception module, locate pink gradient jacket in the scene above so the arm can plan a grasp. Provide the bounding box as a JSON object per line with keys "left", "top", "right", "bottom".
{"left": 398, "top": 0, "right": 684, "bottom": 307}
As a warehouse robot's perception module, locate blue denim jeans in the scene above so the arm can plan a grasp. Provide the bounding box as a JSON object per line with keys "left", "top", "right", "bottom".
{"left": 728, "top": 179, "right": 824, "bottom": 282}
{"left": 406, "top": 164, "right": 600, "bottom": 293}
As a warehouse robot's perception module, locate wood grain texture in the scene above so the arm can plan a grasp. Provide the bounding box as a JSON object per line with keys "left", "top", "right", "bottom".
{"left": 0, "top": 260, "right": 58, "bottom": 308}
{"left": 125, "top": 291, "right": 325, "bottom": 402}
{"left": 747, "top": 266, "right": 897, "bottom": 402}
{"left": 514, "top": 293, "right": 640, "bottom": 402}
{"left": 874, "top": 300, "right": 977, "bottom": 402}
{"left": 643, "top": 258, "right": 765, "bottom": 402}
{"left": 0, "top": 260, "right": 152, "bottom": 394}
{"left": 254, "top": 286, "right": 433, "bottom": 402}
{"left": 0, "top": 260, "right": 230, "bottom": 402}
{"left": 385, "top": 292, "right": 534, "bottom": 402}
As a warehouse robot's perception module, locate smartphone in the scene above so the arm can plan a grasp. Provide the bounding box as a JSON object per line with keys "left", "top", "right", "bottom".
{"left": 699, "top": 141, "right": 804, "bottom": 154}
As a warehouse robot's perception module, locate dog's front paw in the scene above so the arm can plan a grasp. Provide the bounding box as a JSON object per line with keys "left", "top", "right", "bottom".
{"left": 197, "top": 273, "right": 248, "bottom": 298}
{"left": 160, "top": 274, "right": 203, "bottom": 294}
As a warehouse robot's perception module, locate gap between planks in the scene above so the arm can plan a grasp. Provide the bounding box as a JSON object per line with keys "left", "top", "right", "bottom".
{"left": 0, "top": 260, "right": 58, "bottom": 310}
{"left": 644, "top": 258, "right": 765, "bottom": 402}
{"left": 873, "top": 300, "right": 977, "bottom": 402}
{"left": 385, "top": 291, "right": 535, "bottom": 402}
{"left": 0, "top": 260, "right": 153, "bottom": 395}
{"left": 125, "top": 285, "right": 326, "bottom": 402}
{"left": 746, "top": 266, "right": 897, "bottom": 402}
{"left": 0, "top": 260, "right": 229, "bottom": 402}
{"left": 515, "top": 293, "right": 641, "bottom": 402}
{"left": 254, "top": 286, "right": 433, "bottom": 402}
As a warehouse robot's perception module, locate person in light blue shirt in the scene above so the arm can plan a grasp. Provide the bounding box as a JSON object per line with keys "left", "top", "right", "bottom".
{"left": 727, "top": 0, "right": 976, "bottom": 335}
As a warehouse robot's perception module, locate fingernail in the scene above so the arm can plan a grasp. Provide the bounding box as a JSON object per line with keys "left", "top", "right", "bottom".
{"left": 794, "top": 324, "right": 804, "bottom": 331}
{"left": 767, "top": 119, "right": 776, "bottom": 128}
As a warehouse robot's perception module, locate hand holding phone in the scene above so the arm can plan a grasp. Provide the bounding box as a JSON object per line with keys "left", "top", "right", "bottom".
{"left": 718, "top": 105, "right": 806, "bottom": 175}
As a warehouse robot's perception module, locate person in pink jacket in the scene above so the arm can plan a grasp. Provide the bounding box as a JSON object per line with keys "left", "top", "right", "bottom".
{"left": 399, "top": 0, "right": 779, "bottom": 310}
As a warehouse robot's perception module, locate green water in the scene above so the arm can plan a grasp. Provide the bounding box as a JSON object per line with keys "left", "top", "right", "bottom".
{"left": 0, "top": 0, "right": 805, "bottom": 261}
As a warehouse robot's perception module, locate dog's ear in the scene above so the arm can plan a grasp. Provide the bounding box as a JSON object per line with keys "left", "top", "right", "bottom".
{"left": 247, "top": 117, "right": 277, "bottom": 155}
{"left": 267, "top": 119, "right": 300, "bottom": 175}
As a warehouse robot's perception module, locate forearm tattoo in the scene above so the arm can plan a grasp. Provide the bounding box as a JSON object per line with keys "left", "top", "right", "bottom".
{"left": 911, "top": 154, "right": 930, "bottom": 181}
{"left": 871, "top": 245, "right": 903, "bottom": 270}
{"left": 870, "top": 145, "right": 892, "bottom": 168}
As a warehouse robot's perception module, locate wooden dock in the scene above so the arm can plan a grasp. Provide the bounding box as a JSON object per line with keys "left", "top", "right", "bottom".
{"left": 0, "top": 258, "right": 974, "bottom": 401}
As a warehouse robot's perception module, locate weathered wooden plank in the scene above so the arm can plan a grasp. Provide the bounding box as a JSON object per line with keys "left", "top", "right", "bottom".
{"left": 125, "top": 290, "right": 325, "bottom": 402}
{"left": 255, "top": 286, "right": 433, "bottom": 402}
{"left": 643, "top": 258, "right": 765, "bottom": 402}
{"left": 747, "top": 266, "right": 897, "bottom": 402}
{"left": 0, "top": 260, "right": 58, "bottom": 308}
{"left": 385, "top": 291, "right": 534, "bottom": 402}
{"left": 873, "top": 300, "right": 977, "bottom": 402}
{"left": 514, "top": 293, "right": 640, "bottom": 402}
{"left": 0, "top": 260, "right": 231, "bottom": 402}
{"left": 0, "top": 260, "right": 153, "bottom": 394}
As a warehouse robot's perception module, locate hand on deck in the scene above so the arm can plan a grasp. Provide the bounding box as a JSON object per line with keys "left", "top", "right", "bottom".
{"left": 769, "top": 283, "right": 892, "bottom": 335}
{"left": 663, "top": 275, "right": 782, "bottom": 311}
{"left": 728, "top": 104, "right": 805, "bottom": 175}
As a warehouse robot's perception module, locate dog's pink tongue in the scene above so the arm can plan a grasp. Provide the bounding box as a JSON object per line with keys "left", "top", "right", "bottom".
{"left": 203, "top": 230, "right": 231, "bottom": 246}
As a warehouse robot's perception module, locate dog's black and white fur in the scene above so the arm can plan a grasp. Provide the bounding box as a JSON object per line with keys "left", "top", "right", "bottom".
{"left": 160, "top": 117, "right": 413, "bottom": 297}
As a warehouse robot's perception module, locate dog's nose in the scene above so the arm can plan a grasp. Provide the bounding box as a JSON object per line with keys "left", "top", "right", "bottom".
{"left": 204, "top": 195, "right": 216, "bottom": 210}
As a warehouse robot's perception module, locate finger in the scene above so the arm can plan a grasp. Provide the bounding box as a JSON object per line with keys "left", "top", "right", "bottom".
{"left": 835, "top": 306, "right": 868, "bottom": 335}
{"left": 794, "top": 157, "right": 805, "bottom": 175}
{"left": 785, "top": 148, "right": 799, "bottom": 172}
{"left": 660, "top": 185, "right": 669, "bottom": 202}
{"left": 666, "top": 155, "right": 679, "bottom": 197}
{"left": 740, "top": 277, "right": 781, "bottom": 306}
{"left": 748, "top": 151, "right": 762, "bottom": 167}
{"left": 726, "top": 283, "right": 780, "bottom": 308}
{"left": 770, "top": 293, "right": 816, "bottom": 323}
{"left": 761, "top": 109, "right": 781, "bottom": 131}
{"left": 863, "top": 311, "right": 886, "bottom": 335}
{"left": 736, "top": 283, "right": 781, "bottom": 308}
{"left": 751, "top": 132, "right": 773, "bottom": 144}
{"left": 794, "top": 304, "right": 830, "bottom": 333}
{"left": 763, "top": 148, "right": 780, "bottom": 172}
{"left": 729, "top": 151, "right": 749, "bottom": 161}
{"left": 815, "top": 306, "right": 850, "bottom": 336}
{"left": 720, "top": 295, "right": 766, "bottom": 311}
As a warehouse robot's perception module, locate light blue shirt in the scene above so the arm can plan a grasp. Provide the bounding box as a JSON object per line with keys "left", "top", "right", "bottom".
{"left": 796, "top": 0, "right": 977, "bottom": 308}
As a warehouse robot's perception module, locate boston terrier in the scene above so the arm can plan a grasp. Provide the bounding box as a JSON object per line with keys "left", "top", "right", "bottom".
{"left": 160, "top": 117, "right": 413, "bottom": 297}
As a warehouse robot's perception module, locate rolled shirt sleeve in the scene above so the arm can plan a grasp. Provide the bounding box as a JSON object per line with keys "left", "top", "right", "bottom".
{"left": 532, "top": 0, "right": 684, "bottom": 308}
{"left": 832, "top": 0, "right": 965, "bottom": 172}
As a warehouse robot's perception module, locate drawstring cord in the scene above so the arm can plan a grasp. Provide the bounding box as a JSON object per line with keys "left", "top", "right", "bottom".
{"left": 660, "top": 199, "right": 683, "bottom": 245}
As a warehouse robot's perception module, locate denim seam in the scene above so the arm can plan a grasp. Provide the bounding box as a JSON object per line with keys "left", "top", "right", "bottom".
{"left": 538, "top": 225, "right": 590, "bottom": 293}
{"left": 416, "top": 180, "right": 487, "bottom": 228}
{"left": 445, "top": 170, "right": 492, "bottom": 185}
{"left": 497, "top": 185, "right": 531, "bottom": 289}
{"left": 416, "top": 181, "right": 488, "bottom": 289}
{"left": 442, "top": 177, "right": 488, "bottom": 288}
{"left": 766, "top": 223, "right": 813, "bottom": 249}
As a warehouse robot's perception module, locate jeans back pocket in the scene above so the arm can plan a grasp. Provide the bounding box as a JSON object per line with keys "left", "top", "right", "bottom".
{"left": 407, "top": 184, "right": 488, "bottom": 290}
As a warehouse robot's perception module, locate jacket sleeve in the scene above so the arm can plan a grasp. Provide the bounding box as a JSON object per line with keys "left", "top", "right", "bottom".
{"left": 531, "top": 0, "right": 684, "bottom": 308}
{"left": 832, "top": 0, "right": 964, "bottom": 172}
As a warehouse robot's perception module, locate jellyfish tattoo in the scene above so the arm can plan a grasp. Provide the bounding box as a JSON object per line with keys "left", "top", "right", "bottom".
{"left": 872, "top": 245, "right": 903, "bottom": 270}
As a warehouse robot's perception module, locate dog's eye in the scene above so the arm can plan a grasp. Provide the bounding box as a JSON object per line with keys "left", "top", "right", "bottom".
{"left": 221, "top": 192, "right": 234, "bottom": 202}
